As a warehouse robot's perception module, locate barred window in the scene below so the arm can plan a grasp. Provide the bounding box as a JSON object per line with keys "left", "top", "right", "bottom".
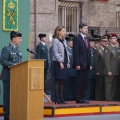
{"left": 58, "top": 1, "right": 82, "bottom": 35}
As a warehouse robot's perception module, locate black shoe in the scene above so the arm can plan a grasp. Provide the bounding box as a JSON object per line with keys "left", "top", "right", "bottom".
{"left": 83, "top": 100, "right": 89, "bottom": 103}
{"left": 4, "top": 117, "right": 9, "bottom": 120}
{"left": 55, "top": 99, "right": 62, "bottom": 104}
{"left": 76, "top": 99, "right": 84, "bottom": 103}
{"left": 60, "top": 98, "right": 67, "bottom": 104}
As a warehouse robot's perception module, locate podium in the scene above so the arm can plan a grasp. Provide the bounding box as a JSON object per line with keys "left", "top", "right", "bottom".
{"left": 10, "top": 60, "right": 44, "bottom": 120}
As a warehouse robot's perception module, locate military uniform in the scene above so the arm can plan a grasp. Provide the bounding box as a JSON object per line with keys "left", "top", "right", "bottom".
{"left": 1, "top": 32, "right": 22, "bottom": 120}
{"left": 85, "top": 47, "right": 95, "bottom": 100}
{"left": 64, "top": 45, "right": 76, "bottom": 101}
{"left": 94, "top": 45, "right": 105, "bottom": 100}
{"left": 49, "top": 45, "right": 55, "bottom": 102}
{"left": 115, "top": 45, "right": 120, "bottom": 101}
{"left": 104, "top": 43, "right": 119, "bottom": 101}
{"left": 63, "top": 35, "right": 76, "bottom": 101}
{"left": 36, "top": 33, "right": 49, "bottom": 94}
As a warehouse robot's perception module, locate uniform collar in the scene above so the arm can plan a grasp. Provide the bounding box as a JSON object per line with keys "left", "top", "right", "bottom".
{"left": 99, "top": 45, "right": 104, "bottom": 50}
{"left": 110, "top": 43, "right": 115, "bottom": 48}
{"left": 41, "top": 41, "right": 46, "bottom": 46}
{"left": 67, "top": 45, "right": 72, "bottom": 50}
{"left": 10, "top": 42, "right": 17, "bottom": 48}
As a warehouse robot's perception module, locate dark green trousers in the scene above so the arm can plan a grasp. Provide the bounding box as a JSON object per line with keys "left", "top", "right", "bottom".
{"left": 3, "top": 81, "right": 10, "bottom": 118}
{"left": 105, "top": 76, "right": 118, "bottom": 101}
{"left": 95, "top": 75, "right": 105, "bottom": 101}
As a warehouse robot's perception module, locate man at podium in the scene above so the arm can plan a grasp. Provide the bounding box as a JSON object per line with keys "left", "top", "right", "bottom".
{"left": 0, "top": 31, "right": 22, "bottom": 120}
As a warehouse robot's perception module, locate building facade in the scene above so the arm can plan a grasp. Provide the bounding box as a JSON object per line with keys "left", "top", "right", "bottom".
{"left": 29, "top": 0, "right": 120, "bottom": 92}
{"left": 30, "top": 0, "right": 120, "bottom": 52}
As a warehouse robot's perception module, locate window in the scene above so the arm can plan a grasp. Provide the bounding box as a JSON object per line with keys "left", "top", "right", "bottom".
{"left": 116, "top": 9, "right": 120, "bottom": 27}
{"left": 58, "top": 1, "right": 82, "bottom": 35}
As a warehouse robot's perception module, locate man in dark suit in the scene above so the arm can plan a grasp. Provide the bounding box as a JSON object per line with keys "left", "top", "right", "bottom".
{"left": 0, "top": 31, "right": 22, "bottom": 120}
{"left": 36, "top": 33, "right": 49, "bottom": 94}
{"left": 73, "top": 23, "right": 91, "bottom": 103}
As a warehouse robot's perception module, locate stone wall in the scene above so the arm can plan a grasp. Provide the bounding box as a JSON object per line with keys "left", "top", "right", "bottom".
{"left": 30, "top": 0, "right": 120, "bottom": 93}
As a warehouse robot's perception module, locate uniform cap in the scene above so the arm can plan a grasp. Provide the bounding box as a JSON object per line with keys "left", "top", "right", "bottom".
{"left": 101, "top": 35, "right": 108, "bottom": 42}
{"left": 10, "top": 31, "right": 22, "bottom": 39}
{"left": 38, "top": 33, "right": 46, "bottom": 39}
{"left": 90, "top": 35, "right": 101, "bottom": 42}
{"left": 65, "top": 36, "right": 72, "bottom": 42}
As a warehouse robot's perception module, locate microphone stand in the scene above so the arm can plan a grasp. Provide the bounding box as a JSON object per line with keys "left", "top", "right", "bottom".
{"left": 27, "top": 49, "right": 51, "bottom": 102}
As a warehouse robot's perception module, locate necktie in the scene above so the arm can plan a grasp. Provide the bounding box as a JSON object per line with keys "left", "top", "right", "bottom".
{"left": 84, "top": 37, "right": 88, "bottom": 48}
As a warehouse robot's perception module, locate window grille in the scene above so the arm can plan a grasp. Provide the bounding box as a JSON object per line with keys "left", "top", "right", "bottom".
{"left": 58, "top": 1, "right": 82, "bottom": 35}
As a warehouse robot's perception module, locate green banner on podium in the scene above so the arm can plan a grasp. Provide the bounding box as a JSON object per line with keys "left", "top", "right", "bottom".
{"left": 3, "top": 0, "right": 18, "bottom": 31}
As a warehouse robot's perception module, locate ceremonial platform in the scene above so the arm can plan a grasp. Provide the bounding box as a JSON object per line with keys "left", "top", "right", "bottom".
{"left": 0, "top": 101, "right": 120, "bottom": 118}
{"left": 44, "top": 101, "right": 120, "bottom": 117}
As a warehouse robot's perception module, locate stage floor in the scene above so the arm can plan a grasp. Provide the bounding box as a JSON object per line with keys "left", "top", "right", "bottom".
{"left": 0, "top": 101, "right": 120, "bottom": 118}
{"left": 44, "top": 101, "right": 120, "bottom": 117}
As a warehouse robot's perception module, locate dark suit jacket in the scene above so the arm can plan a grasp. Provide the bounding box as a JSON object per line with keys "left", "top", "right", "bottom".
{"left": 104, "top": 44, "right": 119, "bottom": 75}
{"left": 73, "top": 34, "right": 91, "bottom": 70}
{"left": 36, "top": 42, "right": 49, "bottom": 70}
{"left": 0, "top": 43, "right": 22, "bottom": 81}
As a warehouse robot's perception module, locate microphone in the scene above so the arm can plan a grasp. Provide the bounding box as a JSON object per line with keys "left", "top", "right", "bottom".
{"left": 27, "top": 48, "right": 39, "bottom": 58}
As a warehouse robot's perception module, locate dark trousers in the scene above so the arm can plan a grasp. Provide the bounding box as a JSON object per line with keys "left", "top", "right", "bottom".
{"left": 105, "top": 76, "right": 118, "bottom": 101}
{"left": 85, "top": 78, "right": 95, "bottom": 100}
{"left": 3, "top": 81, "right": 10, "bottom": 118}
{"left": 63, "top": 77, "right": 69, "bottom": 100}
{"left": 116, "top": 76, "right": 120, "bottom": 101}
{"left": 64, "top": 77, "right": 76, "bottom": 101}
{"left": 95, "top": 75, "right": 105, "bottom": 101}
{"left": 76, "top": 68, "right": 89, "bottom": 100}
{"left": 68, "top": 77, "right": 76, "bottom": 100}
{"left": 51, "top": 74, "right": 55, "bottom": 102}
{"left": 44, "top": 69, "right": 48, "bottom": 93}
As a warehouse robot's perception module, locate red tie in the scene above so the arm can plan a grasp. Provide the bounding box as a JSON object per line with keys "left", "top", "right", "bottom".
{"left": 84, "top": 37, "right": 88, "bottom": 48}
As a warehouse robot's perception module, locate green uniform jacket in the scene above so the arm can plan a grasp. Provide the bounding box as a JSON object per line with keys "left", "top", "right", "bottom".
{"left": 104, "top": 44, "right": 119, "bottom": 75}
{"left": 36, "top": 42, "right": 49, "bottom": 70}
{"left": 94, "top": 46, "right": 105, "bottom": 75}
{"left": 0, "top": 43, "right": 22, "bottom": 81}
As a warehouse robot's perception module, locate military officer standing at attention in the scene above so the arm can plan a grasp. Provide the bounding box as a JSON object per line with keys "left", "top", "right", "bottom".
{"left": 0, "top": 31, "right": 22, "bottom": 120}
{"left": 36, "top": 33, "right": 49, "bottom": 94}
{"left": 104, "top": 33, "right": 119, "bottom": 101}
{"left": 94, "top": 35, "right": 108, "bottom": 101}
{"left": 85, "top": 35, "right": 96, "bottom": 100}
{"left": 115, "top": 38, "right": 120, "bottom": 101}
{"left": 64, "top": 34, "right": 77, "bottom": 101}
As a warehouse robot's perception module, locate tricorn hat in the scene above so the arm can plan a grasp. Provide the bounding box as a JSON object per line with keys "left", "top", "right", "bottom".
{"left": 65, "top": 36, "right": 72, "bottom": 42}
{"left": 38, "top": 33, "right": 46, "bottom": 39}
{"left": 10, "top": 31, "right": 22, "bottom": 39}
{"left": 90, "top": 35, "right": 101, "bottom": 42}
